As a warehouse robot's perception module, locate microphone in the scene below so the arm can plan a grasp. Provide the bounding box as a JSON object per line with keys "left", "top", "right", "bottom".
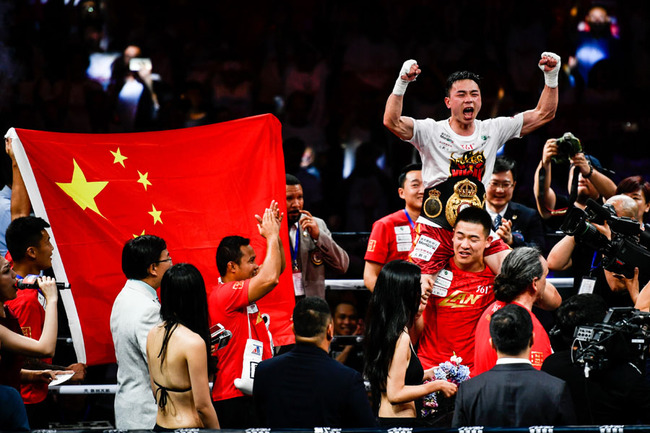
{"left": 16, "top": 274, "right": 70, "bottom": 290}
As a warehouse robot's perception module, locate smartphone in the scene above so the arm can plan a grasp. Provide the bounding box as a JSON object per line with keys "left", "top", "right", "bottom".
{"left": 129, "top": 57, "right": 152, "bottom": 72}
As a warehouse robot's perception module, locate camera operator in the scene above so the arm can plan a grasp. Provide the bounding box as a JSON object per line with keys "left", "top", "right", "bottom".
{"left": 548, "top": 194, "right": 649, "bottom": 305}
{"left": 542, "top": 294, "right": 650, "bottom": 425}
{"left": 534, "top": 137, "right": 616, "bottom": 225}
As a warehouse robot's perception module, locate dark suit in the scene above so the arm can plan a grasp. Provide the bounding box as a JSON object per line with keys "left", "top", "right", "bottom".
{"left": 452, "top": 362, "right": 576, "bottom": 427}
{"left": 503, "top": 201, "right": 546, "bottom": 251}
{"left": 253, "top": 343, "right": 376, "bottom": 428}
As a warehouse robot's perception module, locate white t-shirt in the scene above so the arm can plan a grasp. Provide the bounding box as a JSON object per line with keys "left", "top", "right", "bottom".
{"left": 407, "top": 114, "right": 524, "bottom": 189}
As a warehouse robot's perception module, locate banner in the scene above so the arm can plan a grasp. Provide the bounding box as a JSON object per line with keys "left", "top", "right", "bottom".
{"left": 10, "top": 114, "right": 295, "bottom": 365}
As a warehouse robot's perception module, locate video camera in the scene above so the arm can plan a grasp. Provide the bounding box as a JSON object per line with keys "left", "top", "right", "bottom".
{"left": 572, "top": 307, "right": 650, "bottom": 377}
{"left": 560, "top": 198, "right": 650, "bottom": 278}
{"left": 552, "top": 132, "right": 583, "bottom": 164}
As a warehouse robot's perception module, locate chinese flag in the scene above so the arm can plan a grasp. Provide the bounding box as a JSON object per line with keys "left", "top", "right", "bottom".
{"left": 10, "top": 114, "right": 295, "bottom": 365}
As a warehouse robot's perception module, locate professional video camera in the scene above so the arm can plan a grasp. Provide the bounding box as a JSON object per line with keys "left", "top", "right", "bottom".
{"left": 552, "top": 132, "right": 583, "bottom": 164}
{"left": 572, "top": 307, "right": 650, "bottom": 377}
{"left": 560, "top": 198, "right": 650, "bottom": 278}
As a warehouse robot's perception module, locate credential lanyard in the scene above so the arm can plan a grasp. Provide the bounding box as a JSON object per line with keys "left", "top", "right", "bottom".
{"left": 403, "top": 209, "right": 415, "bottom": 230}
{"left": 290, "top": 224, "right": 300, "bottom": 270}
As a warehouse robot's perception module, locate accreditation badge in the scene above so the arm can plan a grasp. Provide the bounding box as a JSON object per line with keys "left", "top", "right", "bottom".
{"left": 431, "top": 269, "right": 453, "bottom": 297}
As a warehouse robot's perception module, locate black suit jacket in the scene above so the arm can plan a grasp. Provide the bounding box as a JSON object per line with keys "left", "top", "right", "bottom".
{"left": 452, "top": 362, "right": 576, "bottom": 427}
{"left": 504, "top": 201, "right": 547, "bottom": 251}
{"left": 253, "top": 343, "right": 376, "bottom": 428}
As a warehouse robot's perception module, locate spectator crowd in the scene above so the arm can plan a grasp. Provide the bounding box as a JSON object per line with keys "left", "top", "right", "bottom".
{"left": 2, "top": 0, "right": 650, "bottom": 430}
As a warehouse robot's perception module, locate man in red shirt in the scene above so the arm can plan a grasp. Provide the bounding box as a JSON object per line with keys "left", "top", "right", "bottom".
{"left": 209, "top": 201, "right": 286, "bottom": 429}
{"left": 363, "top": 163, "right": 423, "bottom": 291}
{"left": 5, "top": 216, "right": 86, "bottom": 428}
{"left": 415, "top": 207, "right": 496, "bottom": 375}
{"left": 474, "top": 246, "right": 554, "bottom": 375}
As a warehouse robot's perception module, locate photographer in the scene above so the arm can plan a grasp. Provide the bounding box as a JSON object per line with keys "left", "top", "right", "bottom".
{"left": 534, "top": 137, "right": 616, "bottom": 225}
{"left": 542, "top": 295, "right": 650, "bottom": 425}
{"left": 548, "top": 194, "right": 649, "bottom": 304}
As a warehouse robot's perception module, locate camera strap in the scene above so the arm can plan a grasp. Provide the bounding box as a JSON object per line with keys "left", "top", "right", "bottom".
{"left": 537, "top": 166, "right": 569, "bottom": 216}
{"left": 568, "top": 165, "right": 580, "bottom": 205}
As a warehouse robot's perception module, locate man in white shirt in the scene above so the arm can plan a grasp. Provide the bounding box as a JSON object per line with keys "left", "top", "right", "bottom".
{"left": 110, "top": 235, "right": 172, "bottom": 429}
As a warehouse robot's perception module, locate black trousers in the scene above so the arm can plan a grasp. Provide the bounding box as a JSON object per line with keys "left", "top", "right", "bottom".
{"left": 213, "top": 395, "right": 260, "bottom": 429}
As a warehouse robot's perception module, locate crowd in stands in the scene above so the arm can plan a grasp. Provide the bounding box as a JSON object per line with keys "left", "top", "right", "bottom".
{"left": 1, "top": 0, "right": 649, "bottom": 230}
{"left": 2, "top": 0, "right": 650, "bottom": 430}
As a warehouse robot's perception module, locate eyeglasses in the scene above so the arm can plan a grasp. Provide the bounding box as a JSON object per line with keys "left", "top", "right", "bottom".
{"left": 488, "top": 181, "right": 514, "bottom": 190}
{"left": 155, "top": 256, "right": 172, "bottom": 265}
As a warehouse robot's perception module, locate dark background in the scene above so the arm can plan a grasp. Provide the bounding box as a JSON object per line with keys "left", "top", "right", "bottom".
{"left": 1, "top": 0, "right": 648, "bottom": 226}
{"left": 1, "top": 0, "right": 648, "bottom": 426}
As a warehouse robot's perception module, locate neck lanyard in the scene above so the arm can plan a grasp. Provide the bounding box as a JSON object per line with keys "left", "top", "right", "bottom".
{"left": 290, "top": 223, "right": 300, "bottom": 264}
{"left": 403, "top": 209, "right": 415, "bottom": 230}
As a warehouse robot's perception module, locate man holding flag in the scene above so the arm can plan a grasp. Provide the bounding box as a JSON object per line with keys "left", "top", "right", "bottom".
{"left": 6, "top": 114, "right": 293, "bottom": 368}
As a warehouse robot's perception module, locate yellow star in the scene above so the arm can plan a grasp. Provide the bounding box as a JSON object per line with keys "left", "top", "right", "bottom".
{"left": 56, "top": 159, "right": 108, "bottom": 218}
{"left": 110, "top": 148, "right": 128, "bottom": 167}
{"left": 133, "top": 230, "right": 146, "bottom": 238}
{"left": 137, "top": 171, "right": 152, "bottom": 191}
{"left": 148, "top": 204, "right": 163, "bottom": 225}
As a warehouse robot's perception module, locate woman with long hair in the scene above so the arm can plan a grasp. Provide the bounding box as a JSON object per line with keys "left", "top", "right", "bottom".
{"left": 0, "top": 255, "right": 59, "bottom": 430}
{"left": 146, "top": 263, "right": 219, "bottom": 430}
{"left": 364, "top": 260, "right": 457, "bottom": 426}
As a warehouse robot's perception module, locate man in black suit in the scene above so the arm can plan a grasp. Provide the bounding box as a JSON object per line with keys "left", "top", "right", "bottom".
{"left": 253, "top": 297, "right": 376, "bottom": 428}
{"left": 452, "top": 304, "right": 575, "bottom": 428}
{"left": 486, "top": 156, "right": 546, "bottom": 252}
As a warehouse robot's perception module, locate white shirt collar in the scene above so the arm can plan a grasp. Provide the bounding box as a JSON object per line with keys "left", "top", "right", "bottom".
{"left": 496, "top": 357, "right": 532, "bottom": 366}
{"left": 128, "top": 279, "right": 157, "bottom": 297}
{"left": 486, "top": 202, "right": 509, "bottom": 220}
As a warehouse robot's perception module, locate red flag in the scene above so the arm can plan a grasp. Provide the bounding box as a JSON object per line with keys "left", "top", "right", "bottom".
{"left": 10, "top": 114, "right": 295, "bottom": 365}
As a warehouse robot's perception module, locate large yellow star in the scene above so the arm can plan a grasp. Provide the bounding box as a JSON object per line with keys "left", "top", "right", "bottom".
{"left": 56, "top": 159, "right": 108, "bottom": 218}
{"left": 137, "top": 171, "right": 152, "bottom": 191}
{"left": 148, "top": 204, "right": 163, "bottom": 225}
{"left": 110, "top": 148, "right": 128, "bottom": 167}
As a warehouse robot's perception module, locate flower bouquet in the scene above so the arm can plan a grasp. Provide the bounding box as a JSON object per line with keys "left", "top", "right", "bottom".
{"left": 421, "top": 354, "right": 470, "bottom": 418}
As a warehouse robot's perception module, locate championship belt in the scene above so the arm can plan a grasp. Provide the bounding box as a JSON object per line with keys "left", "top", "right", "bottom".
{"left": 421, "top": 176, "right": 486, "bottom": 230}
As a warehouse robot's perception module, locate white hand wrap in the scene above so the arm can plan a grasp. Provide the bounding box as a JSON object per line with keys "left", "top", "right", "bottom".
{"left": 539, "top": 52, "right": 561, "bottom": 88}
{"left": 392, "top": 59, "right": 418, "bottom": 96}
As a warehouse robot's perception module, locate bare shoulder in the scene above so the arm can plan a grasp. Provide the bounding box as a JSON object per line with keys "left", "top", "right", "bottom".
{"left": 395, "top": 330, "right": 411, "bottom": 352}
{"left": 146, "top": 323, "right": 165, "bottom": 349}
{"left": 172, "top": 324, "right": 207, "bottom": 352}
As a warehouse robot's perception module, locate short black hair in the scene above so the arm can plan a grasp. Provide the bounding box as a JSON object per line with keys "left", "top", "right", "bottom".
{"left": 6, "top": 216, "right": 51, "bottom": 261}
{"left": 455, "top": 206, "right": 492, "bottom": 237}
{"left": 293, "top": 297, "right": 331, "bottom": 338}
{"left": 490, "top": 303, "right": 533, "bottom": 356}
{"left": 617, "top": 175, "right": 650, "bottom": 204}
{"left": 121, "top": 235, "right": 167, "bottom": 280}
{"left": 5, "top": 216, "right": 50, "bottom": 261}
{"left": 446, "top": 71, "right": 481, "bottom": 96}
{"left": 398, "top": 163, "right": 422, "bottom": 188}
{"left": 216, "top": 235, "right": 249, "bottom": 276}
{"left": 286, "top": 173, "right": 301, "bottom": 186}
{"left": 493, "top": 156, "right": 518, "bottom": 182}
